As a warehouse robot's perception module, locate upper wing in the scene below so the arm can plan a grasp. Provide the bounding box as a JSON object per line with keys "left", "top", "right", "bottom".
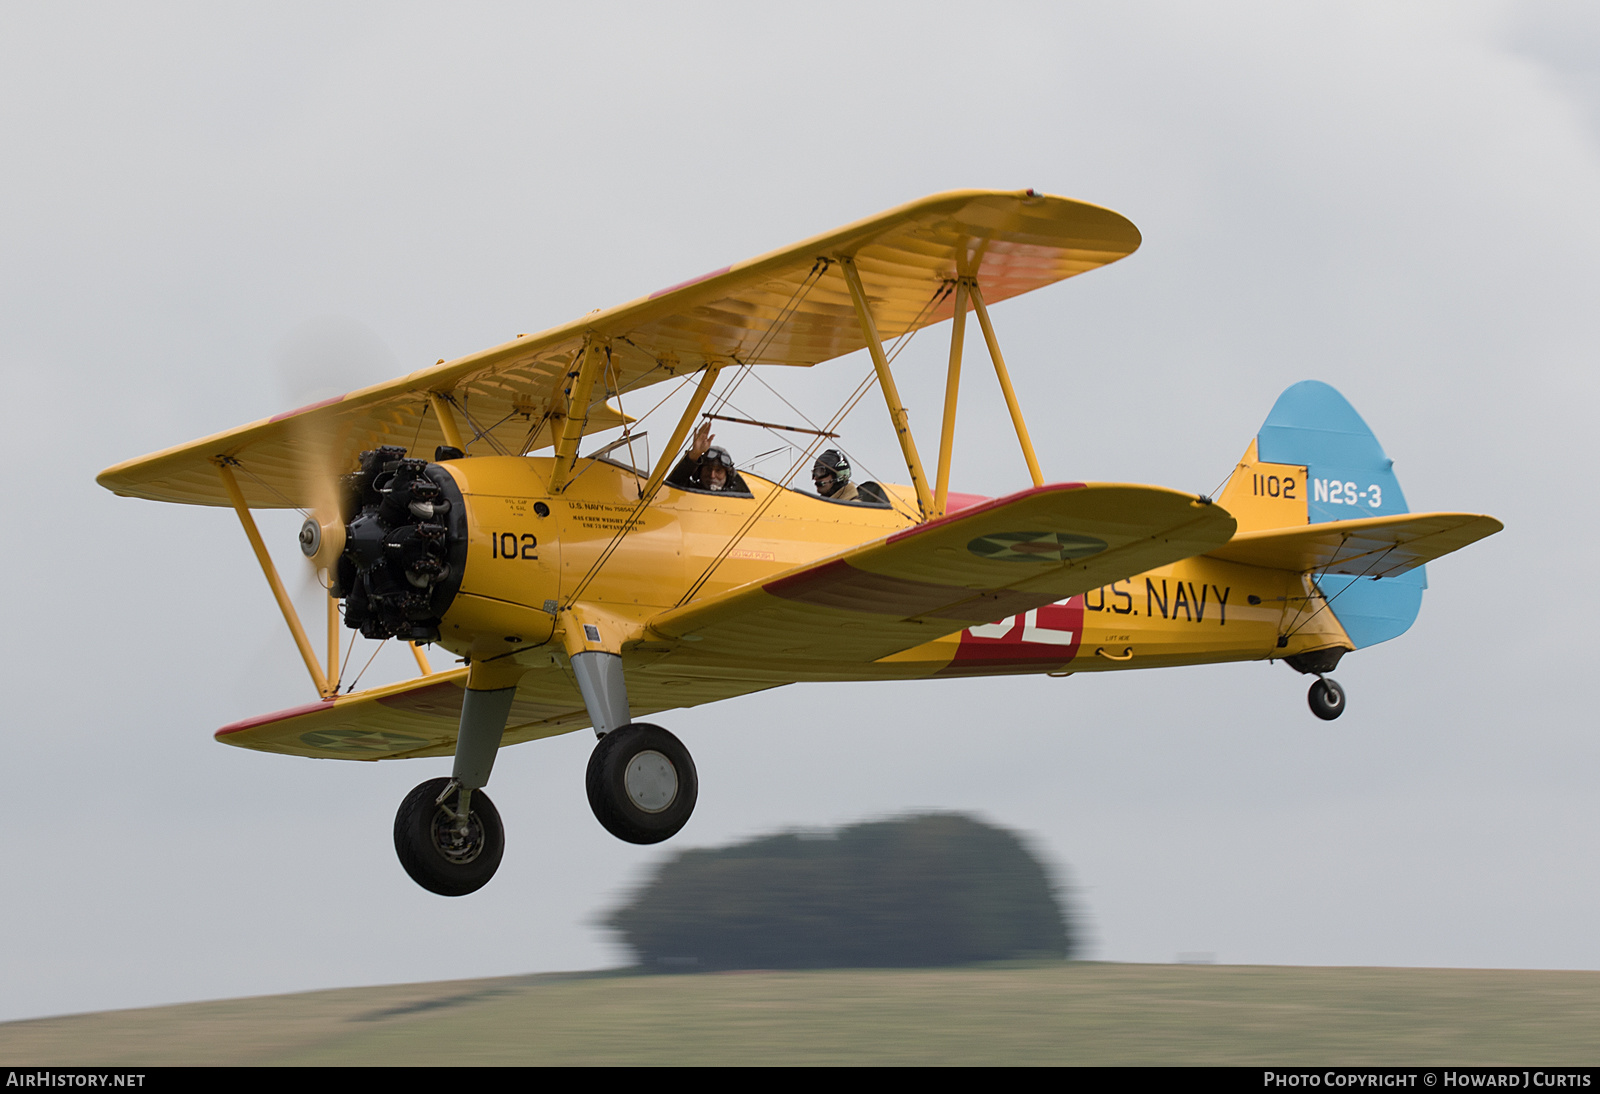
{"left": 1204, "top": 511, "right": 1503, "bottom": 577}
{"left": 97, "top": 190, "right": 1140, "bottom": 509}
{"left": 643, "top": 483, "right": 1235, "bottom": 668}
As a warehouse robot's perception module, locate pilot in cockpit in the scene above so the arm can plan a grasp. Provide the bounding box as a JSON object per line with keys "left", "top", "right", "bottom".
{"left": 667, "top": 422, "right": 750, "bottom": 494}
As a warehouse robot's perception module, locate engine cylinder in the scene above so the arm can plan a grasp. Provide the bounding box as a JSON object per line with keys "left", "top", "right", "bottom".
{"left": 337, "top": 447, "right": 468, "bottom": 643}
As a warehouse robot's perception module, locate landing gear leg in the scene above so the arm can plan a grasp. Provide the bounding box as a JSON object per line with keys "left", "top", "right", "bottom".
{"left": 394, "top": 685, "right": 516, "bottom": 895}
{"left": 1307, "top": 676, "right": 1346, "bottom": 721}
{"left": 570, "top": 651, "right": 632, "bottom": 737}
{"left": 570, "top": 650, "right": 698, "bottom": 843}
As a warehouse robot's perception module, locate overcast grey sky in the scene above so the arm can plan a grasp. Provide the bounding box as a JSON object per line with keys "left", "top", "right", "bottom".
{"left": 3, "top": 1, "right": 1597, "bottom": 1023}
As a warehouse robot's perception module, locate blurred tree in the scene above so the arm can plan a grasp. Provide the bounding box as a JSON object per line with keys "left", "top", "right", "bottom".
{"left": 606, "top": 813, "right": 1072, "bottom": 970}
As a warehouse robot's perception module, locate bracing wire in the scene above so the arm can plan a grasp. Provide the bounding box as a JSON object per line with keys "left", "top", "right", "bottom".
{"left": 408, "top": 398, "right": 429, "bottom": 454}
{"left": 1279, "top": 540, "right": 1403, "bottom": 644}
{"left": 452, "top": 392, "right": 514, "bottom": 456}
{"left": 561, "top": 263, "right": 832, "bottom": 605}
{"left": 705, "top": 279, "right": 948, "bottom": 518}
{"left": 333, "top": 613, "right": 358, "bottom": 692}
{"left": 344, "top": 638, "right": 388, "bottom": 693}
{"left": 230, "top": 459, "right": 307, "bottom": 515}
{"left": 701, "top": 384, "right": 916, "bottom": 525}
{"left": 674, "top": 361, "right": 889, "bottom": 608}
{"left": 674, "top": 277, "right": 956, "bottom": 594}
{"left": 700, "top": 259, "right": 832, "bottom": 423}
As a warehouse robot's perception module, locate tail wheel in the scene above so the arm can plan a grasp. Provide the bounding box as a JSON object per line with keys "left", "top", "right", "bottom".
{"left": 394, "top": 777, "right": 504, "bottom": 896}
{"left": 586, "top": 723, "right": 697, "bottom": 844}
{"left": 1308, "top": 677, "right": 1346, "bottom": 721}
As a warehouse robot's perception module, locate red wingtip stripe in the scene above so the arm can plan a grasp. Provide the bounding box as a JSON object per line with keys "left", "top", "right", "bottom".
{"left": 215, "top": 698, "right": 335, "bottom": 737}
{"left": 269, "top": 395, "right": 345, "bottom": 422}
{"left": 649, "top": 266, "right": 733, "bottom": 300}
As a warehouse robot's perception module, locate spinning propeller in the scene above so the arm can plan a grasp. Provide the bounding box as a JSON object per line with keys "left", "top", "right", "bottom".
{"left": 291, "top": 426, "right": 350, "bottom": 589}
{"left": 271, "top": 315, "right": 394, "bottom": 596}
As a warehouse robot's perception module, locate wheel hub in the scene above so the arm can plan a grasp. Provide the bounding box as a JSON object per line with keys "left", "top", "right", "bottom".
{"left": 624, "top": 750, "right": 679, "bottom": 813}
{"left": 430, "top": 806, "right": 485, "bottom": 864}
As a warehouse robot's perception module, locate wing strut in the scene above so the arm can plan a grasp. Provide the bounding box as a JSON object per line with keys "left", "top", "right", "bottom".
{"left": 550, "top": 337, "right": 607, "bottom": 493}
{"left": 216, "top": 460, "right": 332, "bottom": 699}
{"left": 934, "top": 279, "right": 969, "bottom": 518}
{"left": 639, "top": 365, "right": 724, "bottom": 509}
{"left": 326, "top": 593, "right": 340, "bottom": 688}
{"left": 840, "top": 256, "right": 935, "bottom": 520}
{"left": 410, "top": 642, "right": 434, "bottom": 675}
{"left": 426, "top": 392, "right": 466, "bottom": 452}
{"left": 968, "top": 279, "right": 1044, "bottom": 488}
{"left": 562, "top": 363, "right": 725, "bottom": 609}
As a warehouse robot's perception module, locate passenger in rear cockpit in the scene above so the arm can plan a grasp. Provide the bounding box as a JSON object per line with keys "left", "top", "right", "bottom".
{"left": 812, "top": 448, "right": 889, "bottom": 504}
{"left": 812, "top": 449, "right": 860, "bottom": 501}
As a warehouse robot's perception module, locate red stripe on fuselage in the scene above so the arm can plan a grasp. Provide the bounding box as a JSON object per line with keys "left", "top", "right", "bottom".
{"left": 935, "top": 597, "right": 1085, "bottom": 677}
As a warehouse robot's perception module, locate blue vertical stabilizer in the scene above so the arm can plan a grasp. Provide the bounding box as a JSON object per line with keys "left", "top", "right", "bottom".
{"left": 1256, "top": 381, "right": 1424, "bottom": 648}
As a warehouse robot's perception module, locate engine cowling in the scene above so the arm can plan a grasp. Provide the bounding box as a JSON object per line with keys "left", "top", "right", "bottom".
{"left": 332, "top": 446, "right": 468, "bottom": 643}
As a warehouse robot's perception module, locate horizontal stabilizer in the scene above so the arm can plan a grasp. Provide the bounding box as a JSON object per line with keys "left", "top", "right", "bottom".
{"left": 1205, "top": 511, "right": 1502, "bottom": 578}
{"left": 646, "top": 482, "right": 1235, "bottom": 665}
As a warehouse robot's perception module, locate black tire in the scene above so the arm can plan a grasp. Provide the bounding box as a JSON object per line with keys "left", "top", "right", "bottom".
{"left": 586, "top": 723, "right": 697, "bottom": 844}
{"left": 393, "top": 777, "right": 504, "bottom": 896}
{"left": 1308, "top": 677, "right": 1347, "bottom": 721}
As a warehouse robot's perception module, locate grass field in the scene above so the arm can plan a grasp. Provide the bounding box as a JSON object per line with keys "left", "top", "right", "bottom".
{"left": 2, "top": 963, "right": 1598, "bottom": 1065}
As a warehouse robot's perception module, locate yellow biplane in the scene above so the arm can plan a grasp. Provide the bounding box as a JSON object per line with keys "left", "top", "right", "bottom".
{"left": 98, "top": 190, "right": 1501, "bottom": 895}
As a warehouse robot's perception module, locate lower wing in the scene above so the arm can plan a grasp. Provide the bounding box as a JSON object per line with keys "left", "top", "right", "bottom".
{"left": 215, "top": 663, "right": 778, "bottom": 759}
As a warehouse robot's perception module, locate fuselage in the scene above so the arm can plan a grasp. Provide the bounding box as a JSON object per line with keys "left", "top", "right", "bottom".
{"left": 432, "top": 456, "right": 1351, "bottom": 683}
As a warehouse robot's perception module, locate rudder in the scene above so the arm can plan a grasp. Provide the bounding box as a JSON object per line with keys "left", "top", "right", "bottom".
{"left": 1217, "top": 381, "right": 1424, "bottom": 649}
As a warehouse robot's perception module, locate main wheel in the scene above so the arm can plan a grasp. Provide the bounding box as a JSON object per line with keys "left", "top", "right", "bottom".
{"left": 586, "top": 723, "right": 697, "bottom": 844}
{"left": 394, "top": 777, "right": 505, "bottom": 896}
{"left": 1308, "top": 677, "right": 1346, "bottom": 721}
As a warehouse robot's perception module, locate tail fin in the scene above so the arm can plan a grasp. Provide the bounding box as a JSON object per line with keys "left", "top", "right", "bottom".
{"left": 1217, "top": 381, "right": 1423, "bottom": 649}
